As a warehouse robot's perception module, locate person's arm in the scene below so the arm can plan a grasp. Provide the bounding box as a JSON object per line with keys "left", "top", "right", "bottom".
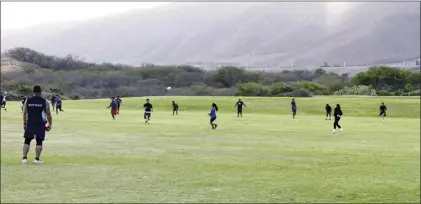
{"left": 45, "top": 100, "right": 53, "bottom": 128}
{"left": 151, "top": 104, "right": 153, "bottom": 112}
{"left": 22, "top": 100, "right": 28, "bottom": 128}
{"left": 107, "top": 102, "right": 111, "bottom": 108}
{"left": 234, "top": 103, "right": 237, "bottom": 108}
{"left": 244, "top": 102, "right": 247, "bottom": 107}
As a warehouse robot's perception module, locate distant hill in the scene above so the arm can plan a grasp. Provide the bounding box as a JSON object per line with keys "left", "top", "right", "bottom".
{"left": 1, "top": 2, "right": 420, "bottom": 67}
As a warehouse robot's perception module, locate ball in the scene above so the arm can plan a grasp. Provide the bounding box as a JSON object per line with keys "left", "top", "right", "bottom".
{"left": 45, "top": 125, "right": 51, "bottom": 131}
{"left": 166, "top": 87, "right": 172, "bottom": 90}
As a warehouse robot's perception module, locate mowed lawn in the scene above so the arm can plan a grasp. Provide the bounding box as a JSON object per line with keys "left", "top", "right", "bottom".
{"left": 1, "top": 96, "right": 420, "bottom": 203}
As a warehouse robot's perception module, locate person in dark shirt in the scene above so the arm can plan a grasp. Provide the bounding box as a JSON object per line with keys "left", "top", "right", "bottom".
{"left": 1, "top": 94, "right": 6, "bottom": 111}
{"left": 379, "top": 102, "right": 387, "bottom": 121}
{"left": 208, "top": 103, "right": 219, "bottom": 129}
{"left": 115, "top": 96, "right": 122, "bottom": 114}
{"left": 20, "top": 95, "right": 27, "bottom": 112}
{"left": 333, "top": 104, "right": 343, "bottom": 133}
{"left": 172, "top": 101, "right": 179, "bottom": 116}
{"left": 143, "top": 99, "right": 153, "bottom": 124}
{"left": 234, "top": 99, "right": 247, "bottom": 117}
{"left": 22, "top": 85, "right": 52, "bottom": 164}
{"left": 55, "top": 96, "right": 64, "bottom": 115}
{"left": 325, "top": 104, "right": 332, "bottom": 120}
{"left": 51, "top": 95, "right": 57, "bottom": 111}
{"left": 107, "top": 97, "right": 118, "bottom": 120}
{"left": 291, "top": 98, "right": 297, "bottom": 119}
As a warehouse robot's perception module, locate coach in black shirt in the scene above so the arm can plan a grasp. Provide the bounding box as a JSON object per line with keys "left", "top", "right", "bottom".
{"left": 22, "top": 85, "right": 53, "bottom": 164}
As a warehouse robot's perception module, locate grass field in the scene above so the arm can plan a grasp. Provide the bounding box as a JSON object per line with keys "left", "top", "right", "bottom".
{"left": 1, "top": 96, "right": 420, "bottom": 203}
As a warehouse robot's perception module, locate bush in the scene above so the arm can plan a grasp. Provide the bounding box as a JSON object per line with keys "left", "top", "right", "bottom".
{"left": 236, "top": 82, "right": 270, "bottom": 96}
{"left": 376, "top": 90, "right": 389, "bottom": 96}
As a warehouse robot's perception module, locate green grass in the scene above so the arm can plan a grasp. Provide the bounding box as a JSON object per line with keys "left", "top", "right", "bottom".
{"left": 1, "top": 96, "right": 420, "bottom": 203}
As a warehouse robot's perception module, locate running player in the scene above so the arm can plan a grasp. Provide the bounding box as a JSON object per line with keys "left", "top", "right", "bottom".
{"left": 234, "top": 99, "right": 247, "bottom": 117}
{"left": 115, "top": 96, "right": 122, "bottom": 114}
{"left": 172, "top": 101, "right": 179, "bottom": 116}
{"left": 379, "top": 102, "right": 387, "bottom": 121}
{"left": 51, "top": 95, "right": 57, "bottom": 111}
{"left": 55, "top": 97, "right": 64, "bottom": 115}
{"left": 325, "top": 104, "right": 332, "bottom": 120}
{"left": 291, "top": 98, "right": 297, "bottom": 119}
{"left": 1, "top": 94, "right": 7, "bottom": 111}
{"left": 22, "top": 85, "right": 52, "bottom": 164}
{"left": 107, "top": 97, "right": 118, "bottom": 120}
{"left": 333, "top": 104, "right": 343, "bottom": 134}
{"left": 143, "top": 99, "right": 153, "bottom": 124}
{"left": 208, "top": 103, "right": 218, "bottom": 129}
{"left": 21, "top": 95, "right": 27, "bottom": 112}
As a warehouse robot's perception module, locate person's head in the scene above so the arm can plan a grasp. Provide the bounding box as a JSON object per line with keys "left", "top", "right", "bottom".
{"left": 33, "top": 85, "right": 42, "bottom": 96}
{"left": 292, "top": 98, "right": 295, "bottom": 101}
{"left": 336, "top": 104, "right": 341, "bottom": 108}
{"left": 381, "top": 102, "right": 384, "bottom": 105}
{"left": 146, "top": 98, "right": 150, "bottom": 103}
{"left": 238, "top": 99, "right": 242, "bottom": 102}
{"left": 111, "top": 97, "right": 115, "bottom": 100}
{"left": 211, "top": 103, "right": 219, "bottom": 111}
{"left": 21, "top": 95, "right": 24, "bottom": 98}
{"left": 56, "top": 94, "right": 59, "bottom": 97}
{"left": 172, "top": 100, "right": 175, "bottom": 103}
{"left": 117, "top": 96, "right": 120, "bottom": 98}
{"left": 326, "top": 104, "right": 329, "bottom": 106}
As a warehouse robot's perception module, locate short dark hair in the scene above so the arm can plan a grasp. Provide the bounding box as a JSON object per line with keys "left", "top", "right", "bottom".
{"left": 33, "top": 85, "right": 42, "bottom": 93}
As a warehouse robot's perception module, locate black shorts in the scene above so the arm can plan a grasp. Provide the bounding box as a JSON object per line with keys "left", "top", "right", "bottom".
{"left": 380, "top": 112, "right": 386, "bottom": 116}
{"left": 237, "top": 109, "right": 243, "bottom": 113}
{"left": 210, "top": 117, "right": 217, "bottom": 123}
{"left": 56, "top": 105, "right": 62, "bottom": 110}
{"left": 24, "top": 124, "right": 45, "bottom": 141}
{"left": 173, "top": 108, "right": 178, "bottom": 111}
{"left": 292, "top": 108, "right": 297, "bottom": 113}
{"left": 144, "top": 112, "right": 151, "bottom": 119}
{"left": 1, "top": 101, "right": 6, "bottom": 106}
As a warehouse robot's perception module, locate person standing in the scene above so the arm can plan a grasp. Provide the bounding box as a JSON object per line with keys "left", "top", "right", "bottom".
{"left": 291, "top": 98, "right": 297, "bottom": 119}
{"left": 1, "top": 94, "right": 7, "bottom": 111}
{"left": 333, "top": 104, "right": 343, "bottom": 134}
{"left": 325, "top": 104, "right": 332, "bottom": 120}
{"left": 22, "top": 85, "right": 52, "bottom": 164}
{"left": 172, "top": 101, "right": 179, "bottom": 116}
{"left": 143, "top": 99, "right": 153, "bottom": 124}
{"left": 208, "top": 103, "right": 219, "bottom": 129}
{"left": 51, "top": 95, "right": 57, "bottom": 111}
{"left": 21, "top": 95, "right": 27, "bottom": 113}
{"left": 234, "top": 99, "right": 247, "bottom": 117}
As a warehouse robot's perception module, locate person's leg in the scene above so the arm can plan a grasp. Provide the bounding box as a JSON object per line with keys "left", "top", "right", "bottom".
{"left": 210, "top": 118, "right": 215, "bottom": 129}
{"left": 239, "top": 109, "right": 243, "bottom": 117}
{"left": 34, "top": 125, "right": 45, "bottom": 163}
{"left": 22, "top": 127, "right": 35, "bottom": 163}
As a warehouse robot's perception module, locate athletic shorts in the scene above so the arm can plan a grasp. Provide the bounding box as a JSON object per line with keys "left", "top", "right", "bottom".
{"left": 144, "top": 112, "right": 151, "bottom": 118}
{"left": 210, "top": 117, "right": 217, "bottom": 123}
{"left": 24, "top": 124, "right": 46, "bottom": 141}
{"left": 237, "top": 109, "right": 243, "bottom": 113}
{"left": 1, "top": 101, "right": 6, "bottom": 106}
{"left": 292, "top": 108, "right": 297, "bottom": 113}
{"left": 111, "top": 109, "right": 117, "bottom": 115}
{"left": 380, "top": 111, "right": 386, "bottom": 116}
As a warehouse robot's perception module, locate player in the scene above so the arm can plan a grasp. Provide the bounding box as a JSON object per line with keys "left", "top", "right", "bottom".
{"left": 325, "top": 104, "right": 332, "bottom": 120}
{"left": 1, "top": 93, "right": 7, "bottom": 111}
{"left": 379, "top": 102, "right": 387, "bottom": 121}
{"left": 234, "top": 99, "right": 247, "bottom": 117}
{"left": 22, "top": 85, "right": 52, "bottom": 164}
{"left": 208, "top": 103, "right": 218, "bottom": 129}
{"left": 55, "top": 96, "right": 64, "bottom": 115}
{"left": 21, "top": 95, "right": 27, "bottom": 112}
{"left": 172, "top": 101, "right": 179, "bottom": 116}
{"left": 291, "top": 98, "right": 297, "bottom": 119}
{"left": 115, "top": 96, "right": 122, "bottom": 114}
{"left": 51, "top": 95, "right": 57, "bottom": 111}
{"left": 143, "top": 99, "right": 153, "bottom": 124}
{"left": 333, "top": 104, "right": 343, "bottom": 134}
{"left": 107, "top": 97, "right": 118, "bottom": 120}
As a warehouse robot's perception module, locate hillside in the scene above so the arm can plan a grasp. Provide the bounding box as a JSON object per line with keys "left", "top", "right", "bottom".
{"left": 1, "top": 2, "right": 420, "bottom": 67}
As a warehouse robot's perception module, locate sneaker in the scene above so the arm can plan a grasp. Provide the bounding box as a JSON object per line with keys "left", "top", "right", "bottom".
{"left": 214, "top": 124, "right": 218, "bottom": 129}
{"left": 33, "top": 159, "right": 43, "bottom": 164}
{"left": 22, "top": 159, "right": 27, "bottom": 164}
{"left": 340, "top": 128, "right": 343, "bottom": 132}
{"left": 332, "top": 129, "right": 336, "bottom": 134}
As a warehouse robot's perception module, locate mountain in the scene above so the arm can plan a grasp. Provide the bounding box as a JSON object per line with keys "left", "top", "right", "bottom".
{"left": 1, "top": 2, "right": 420, "bottom": 67}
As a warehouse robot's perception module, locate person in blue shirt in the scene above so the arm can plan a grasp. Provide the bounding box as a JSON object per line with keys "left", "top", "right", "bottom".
{"left": 107, "top": 97, "right": 118, "bottom": 120}
{"left": 208, "top": 103, "right": 219, "bottom": 129}
{"left": 55, "top": 96, "right": 64, "bottom": 115}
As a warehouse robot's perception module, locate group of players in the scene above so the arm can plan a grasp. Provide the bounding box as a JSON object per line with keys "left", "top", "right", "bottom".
{"left": 15, "top": 85, "right": 389, "bottom": 164}
{"left": 106, "top": 96, "right": 388, "bottom": 133}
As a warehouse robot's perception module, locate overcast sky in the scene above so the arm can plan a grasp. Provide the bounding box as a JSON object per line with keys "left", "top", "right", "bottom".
{"left": 1, "top": 2, "right": 170, "bottom": 31}
{"left": 1, "top": 2, "right": 349, "bottom": 31}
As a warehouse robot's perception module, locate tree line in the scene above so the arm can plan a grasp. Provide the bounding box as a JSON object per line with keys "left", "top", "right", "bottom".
{"left": 2, "top": 47, "right": 420, "bottom": 100}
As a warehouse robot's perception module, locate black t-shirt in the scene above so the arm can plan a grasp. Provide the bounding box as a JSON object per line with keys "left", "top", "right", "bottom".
{"left": 26, "top": 96, "right": 47, "bottom": 126}
{"left": 325, "top": 105, "right": 332, "bottom": 112}
{"left": 291, "top": 101, "right": 297, "bottom": 109}
{"left": 172, "top": 103, "right": 179, "bottom": 109}
{"left": 21, "top": 97, "right": 26, "bottom": 104}
{"left": 144, "top": 103, "right": 153, "bottom": 112}
{"left": 115, "top": 98, "right": 122, "bottom": 105}
{"left": 380, "top": 105, "right": 387, "bottom": 112}
{"left": 235, "top": 101, "right": 245, "bottom": 109}
{"left": 334, "top": 107, "right": 343, "bottom": 117}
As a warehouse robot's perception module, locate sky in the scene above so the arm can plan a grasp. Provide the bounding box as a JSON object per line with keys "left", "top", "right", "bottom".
{"left": 1, "top": 2, "right": 349, "bottom": 31}
{"left": 1, "top": 2, "right": 170, "bottom": 31}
